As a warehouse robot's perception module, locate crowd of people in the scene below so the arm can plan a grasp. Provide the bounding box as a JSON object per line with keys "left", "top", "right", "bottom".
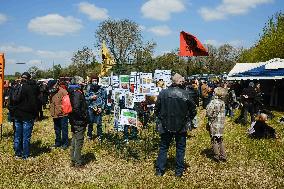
{"left": 5, "top": 71, "right": 278, "bottom": 177}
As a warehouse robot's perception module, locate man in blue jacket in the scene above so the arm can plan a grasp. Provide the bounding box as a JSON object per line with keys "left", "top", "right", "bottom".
{"left": 85, "top": 75, "right": 107, "bottom": 141}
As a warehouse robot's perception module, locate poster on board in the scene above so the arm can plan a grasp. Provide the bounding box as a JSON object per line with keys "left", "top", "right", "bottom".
{"left": 120, "top": 109, "right": 137, "bottom": 127}
{"left": 119, "top": 75, "right": 130, "bottom": 89}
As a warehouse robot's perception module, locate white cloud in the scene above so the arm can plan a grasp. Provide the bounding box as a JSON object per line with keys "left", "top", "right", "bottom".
{"left": 0, "top": 13, "right": 7, "bottom": 24}
{"left": 148, "top": 25, "right": 172, "bottom": 36}
{"left": 78, "top": 2, "right": 109, "bottom": 21}
{"left": 0, "top": 45, "right": 33, "bottom": 53}
{"left": 141, "top": 0, "right": 185, "bottom": 21}
{"left": 204, "top": 39, "right": 223, "bottom": 47}
{"left": 204, "top": 39, "right": 245, "bottom": 47}
{"left": 199, "top": 0, "right": 273, "bottom": 21}
{"left": 35, "top": 50, "right": 71, "bottom": 59}
{"left": 28, "top": 14, "right": 82, "bottom": 36}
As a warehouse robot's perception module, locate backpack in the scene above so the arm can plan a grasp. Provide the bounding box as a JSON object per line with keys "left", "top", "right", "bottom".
{"left": 62, "top": 95, "right": 72, "bottom": 114}
{"left": 12, "top": 83, "right": 23, "bottom": 103}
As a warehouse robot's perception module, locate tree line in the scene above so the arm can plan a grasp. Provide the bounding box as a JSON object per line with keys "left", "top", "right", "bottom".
{"left": 23, "top": 12, "right": 283, "bottom": 79}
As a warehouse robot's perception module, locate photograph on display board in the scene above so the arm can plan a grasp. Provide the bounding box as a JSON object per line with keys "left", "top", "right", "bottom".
{"left": 119, "top": 75, "right": 130, "bottom": 89}
{"left": 134, "top": 93, "right": 145, "bottom": 103}
{"left": 113, "top": 105, "right": 124, "bottom": 132}
{"left": 113, "top": 89, "right": 124, "bottom": 104}
{"left": 112, "top": 75, "right": 119, "bottom": 88}
{"left": 120, "top": 109, "right": 137, "bottom": 127}
{"left": 125, "top": 92, "right": 134, "bottom": 109}
{"left": 140, "top": 73, "right": 152, "bottom": 85}
{"left": 99, "top": 77, "right": 110, "bottom": 87}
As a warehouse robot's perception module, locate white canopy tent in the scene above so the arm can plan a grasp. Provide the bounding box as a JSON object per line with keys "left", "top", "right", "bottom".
{"left": 227, "top": 58, "right": 284, "bottom": 80}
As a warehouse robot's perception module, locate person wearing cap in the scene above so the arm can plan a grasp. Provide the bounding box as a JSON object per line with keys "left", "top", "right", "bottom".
{"left": 48, "top": 79, "right": 69, "bottom": 149}
{"left": 85, "top": 74, "right": 107, "bottom": 141}
{"left": 206, "top": 87, "right": 227, "bottom": 162}
{"left": 68, "top": 76, "right": 88, "bottom": 167}
{"left": 155, "top": 73, "right": 196, "bottom": 177}
{"left": 13, "top": 72, "right": 39, "bottom": 160}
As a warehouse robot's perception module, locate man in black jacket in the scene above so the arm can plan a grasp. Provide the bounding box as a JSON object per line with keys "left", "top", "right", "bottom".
{"left": 69, "top": 76, "right": 88, "bottom": 167}
{"left": 241, "top": 82, "right": 257, "bottom": 124}
{"left": 155, "top": 73, "right": 197, "bottom": 177}
{"left": 13, "top": 72, "right": 39, "bottom": 160}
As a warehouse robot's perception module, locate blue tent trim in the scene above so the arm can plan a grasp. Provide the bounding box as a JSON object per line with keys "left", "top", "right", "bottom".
{"left": 232, "top": 64, "right": 284, "bottom": 77}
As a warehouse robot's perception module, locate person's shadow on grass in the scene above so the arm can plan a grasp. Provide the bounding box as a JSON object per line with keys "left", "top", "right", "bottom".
{"left": 82, "top": 152, "right": 96, "bottom": 165}
{"left": 30, "top": 140, "right": 51, "bottom": 157}
{"left": 200, "top": 148, "right": 218, "bottom": 162}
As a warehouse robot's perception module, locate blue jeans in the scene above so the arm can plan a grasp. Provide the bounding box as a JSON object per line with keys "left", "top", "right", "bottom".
{"left": 53, "top": 116, "right": 69, "bottom": 147}
{"left": 14, "top": 119, "right": 34, "bottom": 159}
{"left": 87, "top": 108, "right": 103, "bottom": 138}
{"left": 156, "top": 132, "right": 187, "bottom": 175}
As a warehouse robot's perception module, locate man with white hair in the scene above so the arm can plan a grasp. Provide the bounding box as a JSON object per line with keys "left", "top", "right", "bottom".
{"left": 155, "top": 73, "right": 196, "bottom": 177}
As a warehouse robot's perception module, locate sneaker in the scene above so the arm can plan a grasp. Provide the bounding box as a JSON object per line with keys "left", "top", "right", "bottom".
{"left": 97, "top": 137, "right": 103, "bottom": 143}
{"left": 15, "top": 155, "right": 22, "bottom": 160}
{"left": 23, "top": 157, "right": 35, "bottom": 161}
{"left": 51, "top": 144, "right": 61, "bottom": 149}
{"left": 123, "top": 139, "right": 129, "bottom": 145}
{"left": 61, "top": 145, "right": 68, "bottom": 150}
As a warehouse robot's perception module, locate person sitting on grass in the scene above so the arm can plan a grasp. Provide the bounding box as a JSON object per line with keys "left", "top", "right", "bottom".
{"left": 248, "top": 113, "right": 277, "bottom": 139}
{"left": 206, "top": 87, "right": 227, "bottom": 162}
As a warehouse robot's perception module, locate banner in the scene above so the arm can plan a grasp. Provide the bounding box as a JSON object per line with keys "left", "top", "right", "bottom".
{"left": 0, "top": 53, "right": 4, "bottom": 125}
{"left": 179, "top": 31, "right": 208, "bottom": 57}
{"left": 100, "top": 41, "right": 115, "bottom": 77}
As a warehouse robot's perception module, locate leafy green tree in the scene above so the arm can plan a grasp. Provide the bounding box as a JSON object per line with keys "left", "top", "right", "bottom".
{"left": 95, "top": 19, "right": 156, "bottom": 74}
{"left": 71, "top": 46, "right": 94, "bottom": 78}
{"left": 14, "top": 72, "right": 21, "bottom": 78}
{"left": 28, "top": 66, "right": 42, "bottom": 79}
{"left": 239, "top": 12, "right": 284, "bottom": 62}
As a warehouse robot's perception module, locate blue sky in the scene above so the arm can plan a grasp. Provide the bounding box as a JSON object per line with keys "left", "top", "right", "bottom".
{"left": 0, "top": 0, "right": 283, "bottom": 75}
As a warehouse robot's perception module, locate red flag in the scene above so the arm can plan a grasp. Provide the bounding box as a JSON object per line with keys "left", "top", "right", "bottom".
{"left": 179, "top": 31, "right": 208, "bottom": 57}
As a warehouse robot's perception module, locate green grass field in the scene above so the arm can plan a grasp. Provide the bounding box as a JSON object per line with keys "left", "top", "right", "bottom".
{"left": 0, "top": 108, "right": 284, "bottom": 189}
